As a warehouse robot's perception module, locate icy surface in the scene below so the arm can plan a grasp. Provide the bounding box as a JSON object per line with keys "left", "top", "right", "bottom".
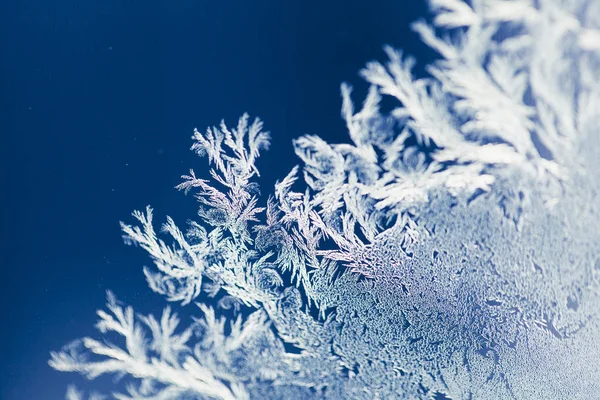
{"left": 51, "top": 1, "right": 600, "bottom": 398}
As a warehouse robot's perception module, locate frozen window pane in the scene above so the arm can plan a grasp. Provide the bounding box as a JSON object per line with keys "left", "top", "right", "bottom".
{"left": 50, "top": 1, "right": 600, "bottom": 398}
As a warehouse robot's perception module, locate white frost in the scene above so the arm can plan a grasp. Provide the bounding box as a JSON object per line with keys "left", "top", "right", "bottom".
{"left": 52, "top": 0, "right": 600, "bottom": 398}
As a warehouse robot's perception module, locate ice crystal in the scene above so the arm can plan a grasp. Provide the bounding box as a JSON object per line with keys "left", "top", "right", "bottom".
{"left": 51, "top": 0, "right": 600, "bottom": 398}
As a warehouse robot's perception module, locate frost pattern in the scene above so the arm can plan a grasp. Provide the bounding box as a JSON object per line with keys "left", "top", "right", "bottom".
{"left": 51, "top": 0, "right": 600, "bottom": 399}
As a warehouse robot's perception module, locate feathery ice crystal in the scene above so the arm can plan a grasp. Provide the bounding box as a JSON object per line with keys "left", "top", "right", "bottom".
{"left": 51, "top": 0, "right": 600, "bottom": 398}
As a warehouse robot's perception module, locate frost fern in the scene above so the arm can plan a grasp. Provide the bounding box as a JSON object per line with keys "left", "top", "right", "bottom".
{"left": 51, "top": 0, "right": 600, "bottom": 398}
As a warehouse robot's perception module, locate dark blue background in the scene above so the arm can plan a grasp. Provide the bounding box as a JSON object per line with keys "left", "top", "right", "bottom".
{"left": 1, "top": 1, "right": 433, "bottom": 398}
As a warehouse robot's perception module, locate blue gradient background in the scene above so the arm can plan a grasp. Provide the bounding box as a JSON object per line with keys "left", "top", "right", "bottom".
{"left": 1, "top": 1, "right": 434, "bottom": 398}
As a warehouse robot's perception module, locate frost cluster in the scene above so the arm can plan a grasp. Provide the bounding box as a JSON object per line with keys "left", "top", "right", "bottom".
{"left": 51, "top": 0, "right": 600, "bottom": 398}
